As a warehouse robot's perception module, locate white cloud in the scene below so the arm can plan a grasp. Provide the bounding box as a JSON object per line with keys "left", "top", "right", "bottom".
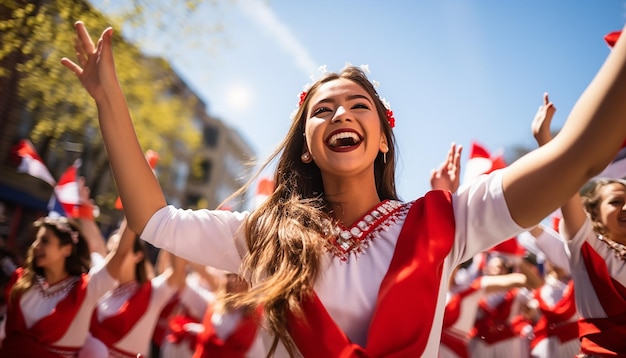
{"left": 237, "top": 0, "right": 318, "bottom": 75}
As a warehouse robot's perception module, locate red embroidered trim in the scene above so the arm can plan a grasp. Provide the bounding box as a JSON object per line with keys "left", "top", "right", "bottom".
{"left": 329, "top": 200, "right": 409, "bottom": 262}
{"left": 46, "top": 346, "right": 80, "bottom": 357}
{"left": 109, "top": 281, "right": 140, "bottom": 298}
{"left": 35, "top": 275, "right": 79, "bottom": 298}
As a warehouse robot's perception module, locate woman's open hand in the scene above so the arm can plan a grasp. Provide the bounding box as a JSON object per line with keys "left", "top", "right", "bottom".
{"left": 61, "top": 21, "right": 118, "bottom": 103}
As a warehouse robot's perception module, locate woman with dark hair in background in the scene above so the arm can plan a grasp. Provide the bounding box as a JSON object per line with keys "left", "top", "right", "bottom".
{"left": 0, "top": 210, "right": 133, "bottom": 357}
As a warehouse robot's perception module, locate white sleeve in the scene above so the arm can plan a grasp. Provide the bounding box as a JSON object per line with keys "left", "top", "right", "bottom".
{"left": 450, "top": 170, "right": 527, "bottom": 266}
{"left": 150, "top": 274, "right": 180, "bottom": 312}
{"left": 532, "top": 227, "right": 570, "bottom": 274}
{"left": 179, "top": 284, "right": 214, "bottom": 320}
{"left": 90, "top": 252, "right": 106, "bottom": 270}
{"left": 87, "top": 263, "right": 119, "bottom": 301}
{"left": 141, "top": 206, "right": 249, "bottom": 273}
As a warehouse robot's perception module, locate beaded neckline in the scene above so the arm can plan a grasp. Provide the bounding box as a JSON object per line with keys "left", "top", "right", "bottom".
{"left": 600, "top": 236, "right": 626, "bottom": 261}
{"left": 329, "top": 200, "right": 409, "bottom": 262}
{"left": 110, "top": 281, "right": 140, "bottom": 298}
{"left": 36, "top": 275, "right": 79, "bottom": 298}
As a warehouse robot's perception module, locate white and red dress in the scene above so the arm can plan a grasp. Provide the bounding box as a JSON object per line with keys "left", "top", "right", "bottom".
{"left": 468, "top": 287, "right": 531, "bottom": 358}
{"left": 159, "top": 274, "right": 213, "bottom": 358}
{"left": 90, "top": 274, "right": 178, "bottom": 357}
{"left": 141, "top": 171, "right": 526, "bottom": 357}
{"left": 439, "top": 276, "right": 485, "bottom": 358}
{"left": 528, "top": 227, "right": 580, "bottom": 358}
{"left": 192, "top": 303, "right": 265, "bottom": 357}
{"left": 566, "top": 218, "right": 626, "bottom": 356}
{"left": 528, "top": 277, "right": 579, "bottom": 357}
{"left": 161, "top": 273, "right": 266, "bottom": 357}
{"left": 0, "top": 264, "right": 117, "bottom": 357}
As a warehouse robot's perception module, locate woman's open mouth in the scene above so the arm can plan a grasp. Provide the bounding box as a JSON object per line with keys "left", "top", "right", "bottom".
{"left": 326, "top": 130, "right": 363, "bottom": 151}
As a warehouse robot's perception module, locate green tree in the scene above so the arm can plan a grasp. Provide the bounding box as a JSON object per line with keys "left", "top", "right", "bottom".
{"left": 0, "top": 0, "right": 202, "bottom": 209}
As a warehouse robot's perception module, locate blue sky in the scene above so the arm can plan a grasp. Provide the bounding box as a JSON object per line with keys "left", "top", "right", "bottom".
{"left": 99, "top": 1, "right": 625, "bottom": 201}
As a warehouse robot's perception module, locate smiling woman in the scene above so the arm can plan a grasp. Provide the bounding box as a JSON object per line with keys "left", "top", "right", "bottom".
{"left": 0, "top": 216, "right": 114, "bottom": 357}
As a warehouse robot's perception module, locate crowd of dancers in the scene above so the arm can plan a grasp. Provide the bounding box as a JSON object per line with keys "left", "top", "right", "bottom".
{"left": 1, "top": 19, "right": 626, "bottom": 357}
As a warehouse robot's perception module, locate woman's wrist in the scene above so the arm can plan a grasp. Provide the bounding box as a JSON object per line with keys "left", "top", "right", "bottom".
{"left": 74, "top": 203, "right": 97, "bottom": 221}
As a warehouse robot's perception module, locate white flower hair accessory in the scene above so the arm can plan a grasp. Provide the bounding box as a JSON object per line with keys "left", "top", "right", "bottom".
{"left": 43, "top": 216, "right": 79, "bottom": 244}
{"left": 292, "top": 64, "right": 395, "bottom": 128}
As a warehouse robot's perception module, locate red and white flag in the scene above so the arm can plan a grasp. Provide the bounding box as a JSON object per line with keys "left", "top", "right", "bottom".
{"left": 605, "top": 30, "right": 621, "bottom": 48}
{"left": 49, "top": 159, "right": 81, "bottom": 217}
{"left": 488, "top": 237, "right": 527, "bottom": 257}
{"left": 462, "top": 141, "right": 507, "bottom": 184}
{"left": 253, "top": 177, "right": 275, "bottom": 209}
{"left": 14, "top": 139, "right": 56, "bottom": 186}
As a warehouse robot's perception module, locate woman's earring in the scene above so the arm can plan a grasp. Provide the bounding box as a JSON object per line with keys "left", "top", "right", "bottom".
{"left": 301, "top": 152, "right": 311, "bottom": 163}
{"left": 381, "top": 142, "right": 389, "bottom": 164}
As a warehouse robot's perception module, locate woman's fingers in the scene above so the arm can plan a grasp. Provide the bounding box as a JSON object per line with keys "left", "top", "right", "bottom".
{"left": 74, "top": 38, "right": 88, "bottom": 67}
{"left": 98, "top": 27, "right": 114, "bottom": 64}
{"left": 75, "top": 21, "right": 96, "bottom": 55}
{"left": 60, "top": 57, "right": 83, "bottom": 76}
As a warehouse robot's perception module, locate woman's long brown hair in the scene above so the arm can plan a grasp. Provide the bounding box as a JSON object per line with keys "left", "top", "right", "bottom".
{"left": 224, "top": 66, "right": 398, "bottom": 356}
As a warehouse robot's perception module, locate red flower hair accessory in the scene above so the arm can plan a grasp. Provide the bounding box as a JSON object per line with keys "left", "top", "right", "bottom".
{"left": 386, "top": 109, "right": 395, "bottom": 128}
{"left": 381, "top": 98, "right": 395, "bottom": 129}
{"left": 298, "top": 91, "right": 307, "bottom": 107}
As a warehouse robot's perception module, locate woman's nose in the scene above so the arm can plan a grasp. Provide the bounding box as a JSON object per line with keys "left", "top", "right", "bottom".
{"left": 331, "top": 106, "right": 350, "bottom": 123}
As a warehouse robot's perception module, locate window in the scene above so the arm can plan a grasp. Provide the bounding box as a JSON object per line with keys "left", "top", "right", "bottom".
{"left": 203, "top": 124, "right": 219, "bottom": 148}
{"left": 200, "top": 160, "right": 212, "bottom": 183}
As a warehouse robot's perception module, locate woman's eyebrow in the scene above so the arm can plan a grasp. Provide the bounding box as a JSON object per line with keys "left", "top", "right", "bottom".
{"left": 346, "top": 94, "right": 373, "bottom": 104}
{"left": 313, "top": 94, "right": 373, "bottom": 106}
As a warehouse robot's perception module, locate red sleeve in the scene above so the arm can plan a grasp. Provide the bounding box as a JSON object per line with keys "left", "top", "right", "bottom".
{"left": 4, "top": 267, "right": 22, "bottom": 306}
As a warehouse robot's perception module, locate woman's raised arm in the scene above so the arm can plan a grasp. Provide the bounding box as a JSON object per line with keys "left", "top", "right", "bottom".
{"left": 502, "top": 24, "right": 626, "bottom": 228}
{"left": 61, "top": 21, "right": 166, "bottom": 235}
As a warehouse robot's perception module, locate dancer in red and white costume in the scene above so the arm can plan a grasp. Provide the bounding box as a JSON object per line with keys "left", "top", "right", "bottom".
{"left": 0, "top": 206, "right": 133, "bottom": 357}
{"left": 439, "top": 259, "right": 533, "bottom": 358}
{"left": 160, "top": 270, "right": 265, "bottom": 358}
{"left": 514, "top": 95, "right": 583, "bottom": 358}
{"left": 64, "top": 20, "right": 626, "bottom": 357}
{"left": 151, "top": 253, "right": 221, "bottom": 355}
{"left": 159, "top": 269, "right": 218, "bottom": 358}
{"left": 434, "top": 166, "right": 535, "bottom": 358}
{"left": 191, "top": 273, "right": 265, "bottom": 358}
{"left": 564, "top": 188, "right": 626, "bottom": 357}
{"left": 524, "top": 224, "right": 580, "bottom": 358}
{"left": 533, "top": 88, "right": 626, "bottom": 356}
{"left": 467, "top": 255, "right": 539, "bottom": 358}
{"left": 89, "top": 230, "right": 187, "bottom": 357}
